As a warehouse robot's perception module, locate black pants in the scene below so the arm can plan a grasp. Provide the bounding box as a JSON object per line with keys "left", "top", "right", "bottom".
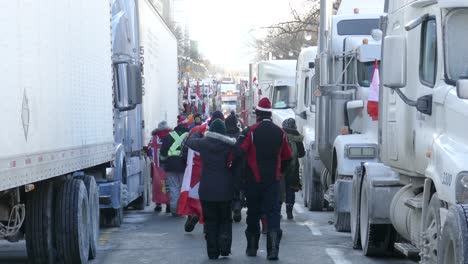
{"left": 245, "top": 181, "right": 281, "bottom": 233}
{"left": 201, "top": 200, "right": 233, "bottom": 256}
{"left": 285, "top": 177, "right": 296, "bottom": 205}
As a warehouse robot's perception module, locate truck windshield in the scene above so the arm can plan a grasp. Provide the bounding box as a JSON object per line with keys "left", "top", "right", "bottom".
{"left": 357, "top": 61, "right": 379, "bottom": 87}
{"left": 272, "top": 85, "right": 290, "bottom": 109}
{"left": 222, "top": 101, "right": 237, "bottom": 105}
{"left": 445, "top": 9, "right": 468, "bottom": 84}
{"left": 337, "top": 19, "right": 380, "bottom": 35}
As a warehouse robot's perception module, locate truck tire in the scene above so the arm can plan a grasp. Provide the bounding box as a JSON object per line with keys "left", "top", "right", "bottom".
{"left": 302, "top": 160, "right": 309, "bottom": 208}
{"left": 421, "top": 194, "right": 441, "bottom": 264}
{"left": 308, "top": 179, "right": 324, "bottom": 211}
{"left": 55, "top": 179, "right": 90, "bottom": 264}
{"left": 360, "top": 177, "right": 392, "bottom": 256}
{"left": 438, "top": 204, "right": 468, "bottom": 264}
{"left": 335, "top": 212, "right": 351, "bottom": 232}
{"left": 80, "top": 175, "right": 99, "bottom": 260}
{"left": 25, "top": 181, "right": 56, "bottom": 264}
{"left": 350, "top": 166, "right": 363, "bottom": 249}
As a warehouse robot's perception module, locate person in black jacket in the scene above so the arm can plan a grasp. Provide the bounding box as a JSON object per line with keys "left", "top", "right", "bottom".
{"left": 160, "top": 115, "right": 191, "bottom": 216}
{"left": 280, "top": 118, "right": 305, "bottom": 220}
{"left": 239, "top": 98, "right": 292, "bottom": 260}
{"left": 185, "top": 119, "right": 237, "bottom": 260}
{"left": 225, "top": 112, "right": 243, "bottom": 223}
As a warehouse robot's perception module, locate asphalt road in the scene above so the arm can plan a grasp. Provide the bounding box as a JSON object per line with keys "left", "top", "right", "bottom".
{"left": 0, "top": 192, "right": 416, "bottom": 264}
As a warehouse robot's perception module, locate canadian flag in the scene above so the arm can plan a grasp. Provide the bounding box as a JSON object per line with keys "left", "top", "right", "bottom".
{"left": 177, "top": 124, "right": 206, "bottom": 223}
{"left": 367, "top": 60, "right": 379, "bottom": 121}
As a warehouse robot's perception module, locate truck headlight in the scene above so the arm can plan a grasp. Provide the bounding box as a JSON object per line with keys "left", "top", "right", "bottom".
{"left": 456, "top": 172, "right": 468, "bottom": 203}
{"left": 345, "top": 144, "right": 377, "bottom": 159}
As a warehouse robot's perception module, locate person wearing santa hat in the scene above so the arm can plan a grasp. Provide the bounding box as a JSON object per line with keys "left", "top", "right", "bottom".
{"left": 238, "top": 97, "right": 293, "bottom": 260}
{"left": 160, "top": 115, "right": 191, "bottom": 216}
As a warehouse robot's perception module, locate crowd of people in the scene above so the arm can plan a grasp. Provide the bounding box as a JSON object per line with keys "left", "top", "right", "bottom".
{"left": 147, "top": 98, "right": 305, "bottom": 261}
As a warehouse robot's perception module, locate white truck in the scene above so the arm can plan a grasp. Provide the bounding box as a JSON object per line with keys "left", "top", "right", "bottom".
{"left": 312, "top": 0, "right": 384, "bottom": 232}
{"left": 256, "top": 60, "right": 297, "bottom": 127}
{"left": 350, "top": 0, "right": 468, "bottom": 262}
{"left": 0, "top": 0, "right": 178, "bottom": 262}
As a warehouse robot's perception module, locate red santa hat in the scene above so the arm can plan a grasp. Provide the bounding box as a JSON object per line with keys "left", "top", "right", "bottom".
{"left": 177, "top": 115, "right": 190, "bottom": 127}
{"left": 256, "top": 97, "right": 272, "bottom": 112}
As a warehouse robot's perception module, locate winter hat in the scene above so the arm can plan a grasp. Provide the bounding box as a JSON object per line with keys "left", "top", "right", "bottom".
{"left": 194, "top": 113, "right": 202, "bottom": 120}
{"left": 158, "top": 120, "right": 170, "bottom": 131}
{"left": 282, "top": 118, "right": 297, "bottom": 130}
{"left": 256, "top": 98, "right": 272, "bottom": 112}
{"left": 177, "top": 115, "right": 190, "bottom": 127}
{"left": 225, "top": 112, "right": 238, "bottom": 132}
{"left": 209, "top": 119, "right": 226, "bottom": 135}
{"left": 208, "top": 110, "right": 225, "bottom": 125}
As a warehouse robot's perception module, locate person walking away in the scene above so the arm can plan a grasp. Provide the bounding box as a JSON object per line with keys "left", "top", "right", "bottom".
{"left": 238, "top": 98, "right": 292, "bottom": 260}
{"left": 148, "top": 121, "right": 172, "bottom": 213}
{"left": 178, "top": 111, "right": 226, "bottom": 232}
{"left": 185, "top": 119, "right": 237, "bottom": 259}
{"left": 225, "top": 112, "right": 243, "bottom": 223}
{"left": 280, "top": 118, "right": 305, "bottom": 220}
{"left": 160, "top": 115, "right": 190, "bottom": 216}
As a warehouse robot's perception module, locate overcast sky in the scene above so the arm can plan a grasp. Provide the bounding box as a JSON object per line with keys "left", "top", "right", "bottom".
{"left": 185, "top": 0, "right": 306, "bottom": 72}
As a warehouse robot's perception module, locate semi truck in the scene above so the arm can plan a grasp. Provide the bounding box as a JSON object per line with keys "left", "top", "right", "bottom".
{"left": 350, "top": 0, "right": 468, "bottom": 262}
{"left": 252, "top": 60, "right": 297, "bottom": 127}
{"left": 0, "top": 0, "right": 177, "bottom": 262}
{"left": 311, "top": 0, "right": 385, "bottom": 232}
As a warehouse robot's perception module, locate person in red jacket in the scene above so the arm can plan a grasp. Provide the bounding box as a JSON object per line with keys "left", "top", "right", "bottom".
{"left": 148, "top": 121, "right": 172, "bottom": 213}
{"left": 239, "top": 98, "right": 292, "bottom": 261}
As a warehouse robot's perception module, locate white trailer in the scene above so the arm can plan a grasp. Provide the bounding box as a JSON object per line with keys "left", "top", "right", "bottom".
{"left": 351, "top": 0, "right": 468, "bottom": 262}
{"left": 0, "top": 0, "right": 115, "bottom": 262}
{"left": 139, "top": 0, "right": 179, "bottom": 135}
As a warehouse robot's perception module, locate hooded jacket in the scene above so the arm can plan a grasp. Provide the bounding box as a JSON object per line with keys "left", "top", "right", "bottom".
{"left": 281, "top": 128, "right": 305, "bottom": 188}
{"left": 185, "top": 131, "right": 236, "bottom": 201}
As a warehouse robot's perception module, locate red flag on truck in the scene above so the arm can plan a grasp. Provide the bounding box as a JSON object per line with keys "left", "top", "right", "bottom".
{"left": 367, "top": 60, "right": 379, "bottom": 121}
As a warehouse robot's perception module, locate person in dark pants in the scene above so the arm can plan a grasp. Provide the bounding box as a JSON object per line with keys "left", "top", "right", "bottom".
{"left": 238, "top": 98, "right": 292, "bottom": 260}
{"left": 225, "top": 111, "right": 243, "bottom": 223}
{"left": 185, "top": 119, "right": 237, "bottom": 259}
{"left": 280, "top": 118, "right": 305, "bottom": 220}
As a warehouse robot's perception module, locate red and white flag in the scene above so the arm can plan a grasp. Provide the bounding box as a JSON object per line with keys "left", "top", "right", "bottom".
{"left": 367, "top": 60, "right": 379, "bottom": 121}
{"left": 177, "top": 124, "right": 207, "bottom": 223}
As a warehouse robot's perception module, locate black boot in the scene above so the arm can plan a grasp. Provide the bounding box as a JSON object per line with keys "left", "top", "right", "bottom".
{"left": 205, "top": 227, "right": 219, "bottom": 260}
{"left": 218, "top": 223, "right": 232, "bottom": 257}
{"left": 184, "top": 215, "right": 199, "bottom": 232}
{"left": 154, "top": 204, "right": 162, "bottom": 212}
{"left": 245, "top": 231, "right": 260, "bottom": 257}
{"left": 267, "top": 230, "right": 282, "bottom": 260}
{"left": 286, "top": 204, "right": 293, "bottom": 220}
{"left": 233, "top": 209, "right": 242, "bottom": 223}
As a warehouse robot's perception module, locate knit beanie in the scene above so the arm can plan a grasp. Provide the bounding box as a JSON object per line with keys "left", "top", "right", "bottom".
{"left": 158, "top": 121, "right": 170, "bottom": 131}
{"left": 225, "top": 112, "right": 238, "bottom": 132}
{"left": 209, "top": 119, "right": 226, "bottom": 135}
{"left": 255, "top": 97, "right": 272, "bottom": 118}
{"left": 282, "top": 118, "right": 297, "bottom": 130}
{"left": 177, "top": 115, "right": 190, "bottom": 127}
{"left": 208, "top": 110, "right": 225, "bottom": 125}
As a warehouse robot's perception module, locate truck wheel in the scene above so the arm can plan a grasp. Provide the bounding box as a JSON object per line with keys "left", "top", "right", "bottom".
{"left": 438, "top": 204, "right": 468, "bottom": 264}
{"left": 421, "top": 194, "right": 440, "bottom": 264}
{"left": 25, "top": 181, "right": 56, "bottom": 263}
{"left": 308, "top": 180, "right": 324, "bottom": 211}
{"left": 360, "top": 177, "right": 392, "bottom": 256}
{"left": 350, "top": 166, "right": 363, "bottom": 249}
{"left": 302, "top": 160, "right": 309, "bottom": 208}
{"left": 80, "top": 175, "right": 99, "bottom": 260}
{"left": 335, "top": 212, "right": 351, "bottom": 232}
{"left": 55, "top": 179, "right": 90, "bottom": 264}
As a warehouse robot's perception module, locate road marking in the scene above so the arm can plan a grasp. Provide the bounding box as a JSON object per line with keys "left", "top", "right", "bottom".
{"left": 304, "top": 221, "right": 322, "bottom": 236}
{"left": 326, "top": 248, "right": 351, "bottom": 264}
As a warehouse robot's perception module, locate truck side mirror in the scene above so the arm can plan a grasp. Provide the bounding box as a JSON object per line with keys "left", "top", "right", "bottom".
{"left": 457, "top": 79, "right": 468, "bottom": 99}
{"left": 383, "top": 36, "right": 407, "bottom": 89}
{"left": 114, "top": 63, "right": 142, "bottom": 111}
{"left": 309, "top": 62, "right": 315, "bottom": 69}
{"left": 127, "top": 64, "right": 143, "bottom": 105}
